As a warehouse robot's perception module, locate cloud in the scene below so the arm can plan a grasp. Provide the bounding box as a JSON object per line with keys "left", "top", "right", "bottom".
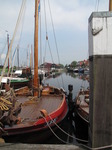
{"left": 39, "top": 0, "right": 94, "bottom": 32}
{"left": 0, "top": 0, "right": 109, "bottom": 66}
{"left": 0, "top": 0, "right": 108, "bottom": 35}
{"left": 40, "top": 0, "right": 108, "bottom": 32}
{"left": 0, "top": 0, "right": 34, "bottom": 36}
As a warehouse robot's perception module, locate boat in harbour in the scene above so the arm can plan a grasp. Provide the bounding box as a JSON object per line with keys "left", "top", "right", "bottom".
{"left": 0, "top": 67, "right": 32, "bottom": 91}
{"left": 74, "top": 88, "right": 89, "bottom": 142}
{"left": 75, "top": 88, "right": 89, "bottom": 124}
{"left": 0, "top": 0, "right": 68, "bottom": 143}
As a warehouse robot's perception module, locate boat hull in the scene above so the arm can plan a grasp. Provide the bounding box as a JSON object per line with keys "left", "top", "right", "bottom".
{"left": 2, "top": 91, "right": 68, "bottom": 143}
{"left": 74, "top": 89, "right": 89, "bottom": 142}
{"left": 74, "top": 111, "right": 88, "bottom": 143}
{"left": 3, "top": 121, "right": 62, "bottom": 143}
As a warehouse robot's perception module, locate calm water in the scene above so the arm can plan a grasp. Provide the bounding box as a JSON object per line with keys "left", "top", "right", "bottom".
{"left": 44, "top": 72, "right": 89, "bottom": 100}
{"left": 43, "top": 71, "right": 89, "bottom": 145}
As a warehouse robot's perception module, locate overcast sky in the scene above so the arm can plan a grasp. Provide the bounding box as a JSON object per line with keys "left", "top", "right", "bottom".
{"left": 0, "top": 0, "right": 109, "bottom": 66}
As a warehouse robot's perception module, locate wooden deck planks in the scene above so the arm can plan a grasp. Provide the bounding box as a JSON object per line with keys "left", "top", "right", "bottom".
{"left": 15, "top": 95, "right": 62, "bottom": 125}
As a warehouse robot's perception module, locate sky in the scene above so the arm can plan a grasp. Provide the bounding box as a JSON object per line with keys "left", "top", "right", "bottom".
{"left": 0, "top": 0, "right": 109, "bottom": 67}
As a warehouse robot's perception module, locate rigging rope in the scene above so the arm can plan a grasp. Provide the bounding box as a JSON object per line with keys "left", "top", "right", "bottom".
{"left": 43, "top": 0, "right": 54, "bottom": 64}
{"left": 10, "top": 0, "right": 26, "bottom": 76}
{"left": 95, "top": 0, "right": 100, "bottom": 11}
{"left": 0, "top": 0, "right": 27, "bottom": 85}
{"left": 47, "top": 0, "right": 60, "bottom": 66}
{"left": 0, "top": 30, "right": 7, "bottom": 62}
{"left": 47, "top": 0, "right": 65, "bottom": 89}
{"left": 43, "top": 0, "right": 61, "bottom": 88}
{"left": 42, "top": 0, "right": 64, "bottom": 88}
{"left": 47, "top": 39, "right": 54, "bottom": 64}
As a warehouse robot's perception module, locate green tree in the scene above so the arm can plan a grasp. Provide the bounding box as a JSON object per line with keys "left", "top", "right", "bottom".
{"left": 71, "top": 61, "right": 77, "bottom": 68}
{"left": 59, "top": 64, "right": 64, "bottom": 68}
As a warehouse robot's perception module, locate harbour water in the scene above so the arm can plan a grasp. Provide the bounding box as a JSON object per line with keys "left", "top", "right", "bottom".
{"left": 42, "top": 71, "right": 89, "bottom": 145}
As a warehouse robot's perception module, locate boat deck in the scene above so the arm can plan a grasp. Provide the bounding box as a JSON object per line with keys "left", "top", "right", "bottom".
{"left": 5, "top": 95, "right": 63, "bottom": 128}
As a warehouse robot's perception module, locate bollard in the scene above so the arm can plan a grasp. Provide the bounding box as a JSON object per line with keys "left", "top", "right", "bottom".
{"left": 68, "top": 85, "right": 74, "bottom": 118}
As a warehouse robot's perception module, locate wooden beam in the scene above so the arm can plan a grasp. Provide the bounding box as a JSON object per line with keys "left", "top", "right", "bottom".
{"left": 34, "top": 0, "right": 39, "bottom": 96}
{"left": 109, "top": 0, "right": 112, "bottom": 11}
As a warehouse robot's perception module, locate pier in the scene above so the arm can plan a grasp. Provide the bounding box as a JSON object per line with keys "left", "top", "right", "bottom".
{"left": 0, "top": 144, "right": 81, "bottom": 150}
{"left": 88, "top": 11, "right": 112, "bottom": 148}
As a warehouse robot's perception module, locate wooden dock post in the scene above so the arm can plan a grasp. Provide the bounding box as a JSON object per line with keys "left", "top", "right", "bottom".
{"left": 68, "top": 85, "right": 74, "bottom": 118}
{"left": 88, "top": 12, "right": 112, "bottom": 148}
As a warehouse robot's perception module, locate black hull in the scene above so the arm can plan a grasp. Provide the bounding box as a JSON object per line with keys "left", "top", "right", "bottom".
{"left": 3, "top": 108, "right": 68, "bottom": 144}
{"left": 10, "top": 80, "right": 32, "bottom": 89}
{"left": 74, "top": 110, "right": 88, "bottom": 143}
{"left": 3, "top": 125, "right": 57, "bottom": 144}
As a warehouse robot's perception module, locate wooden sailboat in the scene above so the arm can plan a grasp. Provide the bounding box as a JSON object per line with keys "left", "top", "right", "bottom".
{"left": 74, "top": 88, "right": 89, "bottom": 143}
{"left": 0, "top": 35, "right": 32, "bottom": 91}
{"left": 75, "top": 88, "right": 89, "bottom": 124}
{"left": 75, "top": 0, "right": 112, "bottom": 127}
{"left": 0, "top": 0, "right": 68, "bottom": 143}
{"left": 0, "top": 67, "right": 32, "bottom": 91}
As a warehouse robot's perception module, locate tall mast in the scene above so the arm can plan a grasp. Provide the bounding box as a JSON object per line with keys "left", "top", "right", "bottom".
{"left": 34, "top": 0, "right": 39, "bottom": 96}
{"left": 30, "top": 45, "right": 33, "bottom": 69}
{"left": 17, "top": 45, "right": 19, "bottom": 69}
{"left": 109, "top": 0, "right": 112, "bottom": 11}
{"left": 7, "top": 34, "right": 9, "bottom": 72}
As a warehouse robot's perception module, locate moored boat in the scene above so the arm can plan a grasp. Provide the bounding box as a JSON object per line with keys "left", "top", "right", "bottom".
{"left": 0, "top": 67, "right": 32, "bottom": 91}
{"left": 0, "top": 0, "right": 68, "bottom": 143}
{"left": 75, "top": 88, "right": 89, "bottom": 124}
{"left": 0, "top": 85, "right": 68, "bottom": 143}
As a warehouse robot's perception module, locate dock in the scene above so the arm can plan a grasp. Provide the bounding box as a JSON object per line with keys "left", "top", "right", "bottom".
{"left": 0, "top": 143, "right": 82, "bottom": 150}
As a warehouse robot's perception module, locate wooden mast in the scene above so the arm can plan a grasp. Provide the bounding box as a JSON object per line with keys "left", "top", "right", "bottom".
{"left": 17, "top": 45, "right": 19, "bottom": 69}
{"left": 34, "top": 0, "right": 39, "bottom": 96}
{"left": 109, "top": 0, "right": 112, "bottom": 11}
{"left": 7, "top": 34, "right": 9, "bottom": 72}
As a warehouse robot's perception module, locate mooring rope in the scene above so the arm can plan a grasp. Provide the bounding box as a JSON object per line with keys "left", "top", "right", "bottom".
{"left": 48, "top": 114, "right": 88, "bottom": 143}
{"left": 42, "top": 116, "right": 69, "bottom": 144}
{"left": 81, "top": 144, "right": 112, "bottom": 150}
{"left": 42, "top": 114, "right": 112, "bottom": 150}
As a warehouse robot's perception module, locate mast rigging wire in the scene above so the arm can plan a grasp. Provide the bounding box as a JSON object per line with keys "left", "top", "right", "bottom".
{"left": 47, "top": 0, "right": 65, "bottom": 89}
{"left": 43, "top": 0, "right": 60, "bottom": 87}
{"left": 0, "top": 0, "right": 27, "bottom": 85}
{"left": 95, "top": 0, "right": 100, "bottom": 11}
{"left": 40, "top": 0, "right": 64, "bottom": 88}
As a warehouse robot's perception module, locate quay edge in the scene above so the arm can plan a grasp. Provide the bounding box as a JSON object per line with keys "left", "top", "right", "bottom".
{"left": 0, "top": 144, "right": 82, "bottom": 150}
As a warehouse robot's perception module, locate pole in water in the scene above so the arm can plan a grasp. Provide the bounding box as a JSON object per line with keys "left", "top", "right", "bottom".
{"left": 68, "top": 85, "right": 74, "bottom": 118}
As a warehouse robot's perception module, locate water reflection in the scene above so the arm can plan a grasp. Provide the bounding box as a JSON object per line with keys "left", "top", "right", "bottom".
{"left": 44, "top": 72, "right": 89, "bottom": 100}
{"left": 43, "top": 71, "right": 89, "bottom": 145}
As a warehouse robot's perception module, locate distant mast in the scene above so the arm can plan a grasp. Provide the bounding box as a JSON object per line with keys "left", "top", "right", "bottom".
{"left": 34, "top": 0, "right": 39, "bottom": 96}
{"left": 109, "top": 0, "right": 112, "bottom": 11}
{"left": 17, "top": 45, "right": 19, "bottom": 69}
{"left": 7, "top": 34, "right": 9, "bottom": 72}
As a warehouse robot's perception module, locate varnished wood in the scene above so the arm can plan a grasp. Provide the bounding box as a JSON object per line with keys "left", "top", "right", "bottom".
{"left": 75, "top": 90, "right": 89, "bottom": 123}
{"left": 34, "top": 0, "right": 39, "bottom": 96}
{"left": 109, "top": 0, "right": 112, "bottom": 11}
{"left": 4, "top": 94, "right": 63, "bottom": 128}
